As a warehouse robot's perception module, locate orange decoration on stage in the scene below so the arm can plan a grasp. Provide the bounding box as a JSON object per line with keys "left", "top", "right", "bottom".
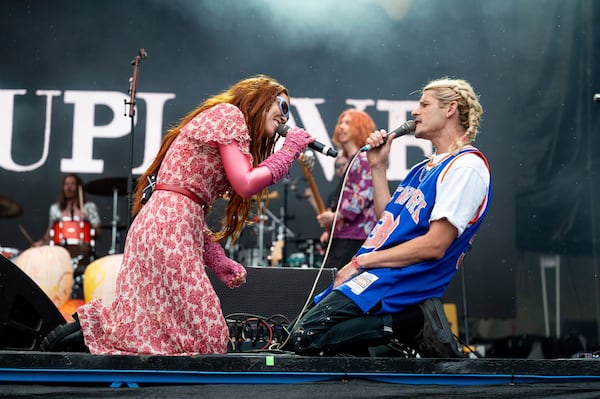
{"left": 83, "top": 254, "right": 122, "bottom": 305}
{"left": 14, "top": 245, "right": 73, "bottom": 308}
{"left": 59, "top": 299, "right": 85, "bottom": 322}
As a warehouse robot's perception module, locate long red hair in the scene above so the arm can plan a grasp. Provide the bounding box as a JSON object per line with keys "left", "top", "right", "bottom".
{"left": 132, "top": 74, "right": 288, "bottom": 242}
{"left": 332, "top": 109, "right": 375, "bottom": 157}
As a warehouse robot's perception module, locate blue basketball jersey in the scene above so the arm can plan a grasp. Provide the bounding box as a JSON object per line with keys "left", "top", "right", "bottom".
{"left": 315, "top": 147, "right": 492, "bottom": 314}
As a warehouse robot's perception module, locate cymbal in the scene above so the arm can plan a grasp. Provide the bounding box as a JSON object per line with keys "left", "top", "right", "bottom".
{"left": 251, "top": 190, "right": 279, "bottom": 202}
{"left": 85, "top": 177, "right": 137, "bottom": 196}
{"left": 0, "top": 195, "right": 23, "bottom": 218}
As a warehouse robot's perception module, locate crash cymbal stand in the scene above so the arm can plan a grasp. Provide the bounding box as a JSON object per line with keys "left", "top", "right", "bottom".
{"left": 108, "top": 186, "right": 120, "bottom": 254}
{"left": 255, "top": 201, "right": 265, "bottom": 265}
{"left": 264, "top": 207, "right": 295, "bottom": 256}
{"left": 251, "top": 200, "right": 272, "bottom": 266}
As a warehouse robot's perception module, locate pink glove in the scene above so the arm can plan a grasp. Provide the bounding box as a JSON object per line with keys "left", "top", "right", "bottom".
{"left": 203, "top": 237, "right": 247, "bottom": 288}
{"left": 259, "top": 127, "right": 314, "bottom": 183}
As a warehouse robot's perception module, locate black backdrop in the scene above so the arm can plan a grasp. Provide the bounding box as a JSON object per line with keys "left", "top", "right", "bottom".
{"left": 1, "top": 0, "right": 599, "bottom": 328}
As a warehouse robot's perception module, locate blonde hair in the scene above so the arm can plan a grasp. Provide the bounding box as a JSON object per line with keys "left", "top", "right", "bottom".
{"left": 423, "top": 78, "right": 483, "bottom": 153}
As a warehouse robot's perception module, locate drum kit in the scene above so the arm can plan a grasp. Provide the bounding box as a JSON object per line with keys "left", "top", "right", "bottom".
{"left": 0, "top": 177, "right": 130, "bottom": 302}
{"left": 84, "top": 176, "right": 131, "bottom": 255}
{"left": 233, "top": 192, "right": 324, "bottom": 268}
{"left": 1, "top": 174, "right": 324, "bottom": 310}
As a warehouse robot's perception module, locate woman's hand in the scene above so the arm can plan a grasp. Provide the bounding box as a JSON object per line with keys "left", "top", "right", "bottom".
{"left": 228, "top": 269, "right": 247, "bottom": 288}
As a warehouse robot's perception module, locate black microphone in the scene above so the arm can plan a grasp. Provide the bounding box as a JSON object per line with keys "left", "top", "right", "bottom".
{"left": 276, "top": 125, "right": 338, "bottom": 157}
{"left": 360, "top": 120, "right": 417, "bottom": 152}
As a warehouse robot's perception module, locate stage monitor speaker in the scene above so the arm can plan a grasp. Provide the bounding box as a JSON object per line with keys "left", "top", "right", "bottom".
{"left": 0, "top": 255, "right": 65, "bottom": 350}
{"left": 209, "top": 266, "right": 336, "bottom": 322}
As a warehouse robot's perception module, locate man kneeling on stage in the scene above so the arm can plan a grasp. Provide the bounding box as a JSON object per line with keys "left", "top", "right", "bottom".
{"left": 291, "top": 78, "right": 491, "bottom": 358}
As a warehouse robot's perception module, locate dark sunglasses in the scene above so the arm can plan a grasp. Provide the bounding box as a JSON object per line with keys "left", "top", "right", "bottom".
{"left": 276, "top": 96, "right": 290, "bottom": 119}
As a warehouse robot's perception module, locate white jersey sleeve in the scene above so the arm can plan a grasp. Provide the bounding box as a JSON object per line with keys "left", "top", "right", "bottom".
{"left": 430, "top": 152, "right": 490, "bottom": 236}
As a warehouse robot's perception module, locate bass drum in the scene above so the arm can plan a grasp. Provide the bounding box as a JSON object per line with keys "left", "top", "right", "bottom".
{"left": 83, "top": 254, "right": 122, "bottom": 305}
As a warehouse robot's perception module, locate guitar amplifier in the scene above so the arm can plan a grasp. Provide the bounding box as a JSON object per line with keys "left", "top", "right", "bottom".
{"left": 208, "top": 265, "right": 336, "bottom": 352}
{"left": 208, "top": 265, "right": 336, "bottom": 322}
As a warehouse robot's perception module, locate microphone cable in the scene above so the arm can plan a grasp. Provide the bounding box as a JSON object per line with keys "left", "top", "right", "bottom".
{"left": 277, "top": 150, "right": 361, "bottom": 350}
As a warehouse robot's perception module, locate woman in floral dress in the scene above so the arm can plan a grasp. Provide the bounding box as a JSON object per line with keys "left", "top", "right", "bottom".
{"left": 72, "top": 75, "right": 313, "bottom": 355}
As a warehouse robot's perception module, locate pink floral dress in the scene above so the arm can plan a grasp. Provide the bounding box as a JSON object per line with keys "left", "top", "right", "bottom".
{"left": 78, "top": 103, "right": 251, "bottom": 355}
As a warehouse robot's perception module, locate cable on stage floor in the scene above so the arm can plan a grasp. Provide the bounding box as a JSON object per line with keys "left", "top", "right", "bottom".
{"left": 225, "top": 313, "right": 291, "bottom": 353}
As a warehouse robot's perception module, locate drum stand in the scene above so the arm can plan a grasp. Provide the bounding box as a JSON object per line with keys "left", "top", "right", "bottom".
{"left": 263, "top": 205, "right": 295, "bottom": 266}
{"left": 302, "top": 238, "right": 318, "bottom": 268}
{"left": 248, "top": 202, "right": 274, "bottom": 266}
{"left": 256, "top": 210, "right": 268, "bottom": 264}
{"left": 237, "top": 179, "right": 295, "bottom": 266}
{"left": 108, "top": 186, "right": 121, "bottom": 255}
{"left": 240, "top": 201, "right": 295, "bottom": 267}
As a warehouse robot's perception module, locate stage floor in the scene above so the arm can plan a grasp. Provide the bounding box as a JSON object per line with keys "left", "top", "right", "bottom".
{"left": 2, "top": 351, "right": 600, "bottom": 398}
{"left": 3, "top": 257, "right": 600, "bottom": 397}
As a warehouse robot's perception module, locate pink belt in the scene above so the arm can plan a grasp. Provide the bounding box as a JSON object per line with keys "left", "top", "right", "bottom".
{"left": 154, "top": 183, "right": 205, "bottom": 208}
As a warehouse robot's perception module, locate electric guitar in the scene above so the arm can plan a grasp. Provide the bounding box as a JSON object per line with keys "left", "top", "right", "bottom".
{"left": 298, "top": 150, "right": 334, "bottom": 248}
{"left": 269, "top": 239, "right": 284, "bottom": 266}
{"left": 298, "top": 150, "right": 327, "bottom": 215}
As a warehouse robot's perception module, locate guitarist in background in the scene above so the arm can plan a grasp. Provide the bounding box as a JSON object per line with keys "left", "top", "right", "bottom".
{"left": 312, "top": 109, "right": 378, "bottom": 269}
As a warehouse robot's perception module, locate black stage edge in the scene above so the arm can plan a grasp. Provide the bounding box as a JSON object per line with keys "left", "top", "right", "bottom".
{"left": 3, "top": 352, "right": 600, "bottom": 399}
{"left": 3, "top": 260, "right": 600, "bottom": 397}
{"left": 1, "top": 351, "right": 600, "bottom": 386}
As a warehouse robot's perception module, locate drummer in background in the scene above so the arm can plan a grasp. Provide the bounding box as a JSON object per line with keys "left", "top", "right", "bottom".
{"left": 34, "top": 173, "right": 101, "bottom": 250}
{"left": 33, "top": 174, "right": 101, "bottom": 297}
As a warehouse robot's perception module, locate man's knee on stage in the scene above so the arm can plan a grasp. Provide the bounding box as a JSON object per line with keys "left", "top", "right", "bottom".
{"left": 290, "top": 307, "right": 330, "bottom": 355}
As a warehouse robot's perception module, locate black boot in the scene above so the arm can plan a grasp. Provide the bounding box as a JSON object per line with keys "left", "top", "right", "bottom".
{"left": 415, "top": 297, "right": 465, "bottom": 358}
{"left": 40, "top": 313, "right": 89, "bottom": 352}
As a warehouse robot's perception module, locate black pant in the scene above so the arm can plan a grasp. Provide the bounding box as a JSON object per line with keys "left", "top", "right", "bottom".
{"left": 291, "top": 291, "right": 423, "bottom": 356}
